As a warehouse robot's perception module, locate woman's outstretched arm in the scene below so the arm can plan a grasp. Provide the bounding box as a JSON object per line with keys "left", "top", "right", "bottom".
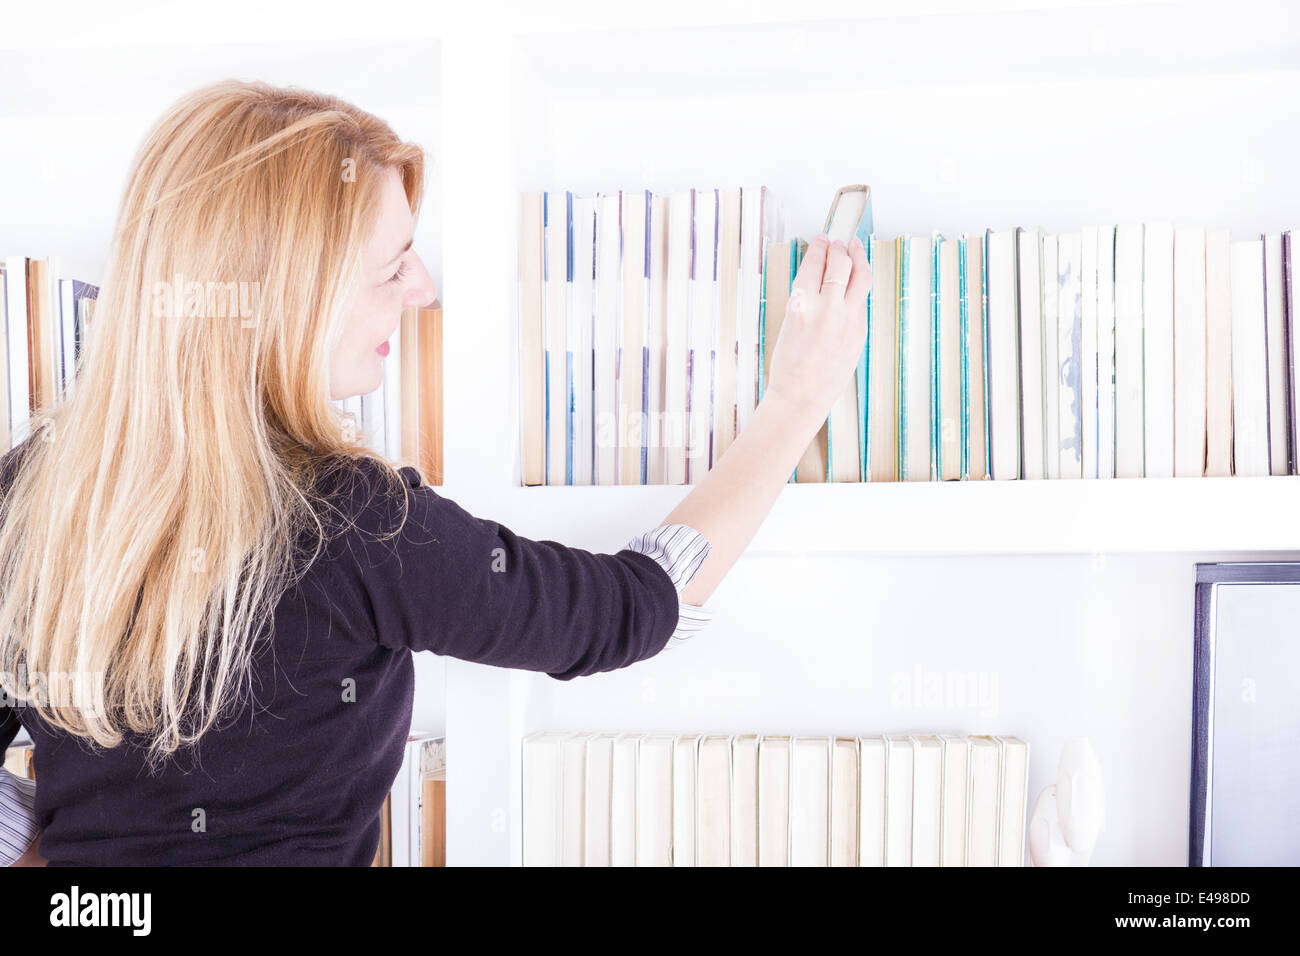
{"left": 663, "top": 234, "right": 873, "bottom": 607}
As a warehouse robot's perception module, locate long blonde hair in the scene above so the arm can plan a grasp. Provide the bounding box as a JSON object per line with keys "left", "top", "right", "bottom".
{"left": 0, "top": 79, "right": 425, "bottom": 768}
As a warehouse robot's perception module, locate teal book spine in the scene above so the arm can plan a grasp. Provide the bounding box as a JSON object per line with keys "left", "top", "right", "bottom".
{"left": 897, "top": 237, "right": 910, "bottom": 481}
{"left": 790, "top": 240, "right": 801, "bottom": 483}
{"left": 857, "top": 234, "right": 873, "bottom": 482}
{"left": 958, "top": 235, "right": 970, "bottom": 480}
{"left": 982, "top": 229, "right": 993, "bottom": 474}
{"left": 931, "top": 231, "right": 942, "bottom": 482}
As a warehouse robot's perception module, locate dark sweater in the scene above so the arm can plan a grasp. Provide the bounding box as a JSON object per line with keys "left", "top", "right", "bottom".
{"left": 0, "top": 447, "right": 681, "bottom": 865}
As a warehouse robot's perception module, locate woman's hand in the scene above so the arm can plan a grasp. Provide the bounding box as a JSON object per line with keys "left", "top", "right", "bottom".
{"left": 764, "top": 234, "right": 873, "bottom": 419}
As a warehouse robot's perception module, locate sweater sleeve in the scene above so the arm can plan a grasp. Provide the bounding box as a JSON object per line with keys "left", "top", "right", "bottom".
{"left": 622, "top": 524, "right": 715, "bottom": 649}
{"left": 0, "top": 706, "right": 38, "bottom": 866}
{"left": 319, "top": 461, "right": 685, "bottom": 681}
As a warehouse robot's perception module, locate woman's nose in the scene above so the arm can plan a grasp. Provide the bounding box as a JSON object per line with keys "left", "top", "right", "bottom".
{"left": 405, "top": 252, "right": 437, "bottom": 308}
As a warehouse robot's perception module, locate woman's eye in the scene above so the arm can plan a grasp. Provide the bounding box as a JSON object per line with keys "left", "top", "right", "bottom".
{"left": 385, "top": 261, "right": 409, "bottom": 285}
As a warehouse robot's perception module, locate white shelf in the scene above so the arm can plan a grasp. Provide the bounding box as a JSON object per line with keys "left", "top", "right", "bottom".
{"left": 473, "top": 477, "right": 1300, "bottom": 555}
{"left": 436, "top": 1, "right": 1300, "bottom": 867}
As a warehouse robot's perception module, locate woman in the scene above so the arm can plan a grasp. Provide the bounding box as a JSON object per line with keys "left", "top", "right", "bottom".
{"left": 0, "top": 79, "right": 871, "bottom": 866}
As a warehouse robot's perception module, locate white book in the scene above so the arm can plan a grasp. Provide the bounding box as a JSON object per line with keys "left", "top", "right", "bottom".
{"left": 1017, "top": 228, "right": 1045, "bottom": 479}
{"left": 1097, "top": 226, "right": 1117, "bottom": 478}
{"left": 584, "top": 733, "right": 616, "bottom": 866}
{"left": 1231, "top": 238, "right": 1269, "bottom": 476}
{"left": 635, "top": 734, "right": 674, "bottom": 866}
{"left": 523, "top": 731, "right": 570, "bottom": 867}
{"left": 696, "top": 734, "right": 731, "bottom": 866}
{"left": 544, "top": 190, "right": 568, "bottom": 484}
{"left": 1264, "top": 233, "right": 1288, "bottom": 475}
{"left": 671, "top": 733, "right": 700, "bottom": 866}
{"left": 986, "top": 230, "right": 1020, "bottom": 479}
{"left": 858, "top": 736, "right": 886, "bottom": 866}
{"left": 884, "top": 734, "right": 914, "bottom": 866}
{"left": 5, "top": 256, "right": 29, "bottom": 442}
{"left": 995, "top": 736, "right": 1030, "bottom": 867}
{"left": 830, "top": 737, "right": 859, "bottom": 867}
{"left": 1290, "top": 233, "right": 1300, "bottom": 474}
{"left": 645, "top": 195, "right": 669, "bottom": 485}
{"left": 903, "top": 236, "right": 933, "bottom": 480}
{"left": 757, "top": 735, "right": 791, "bottom": 867}
{"left": 1173, "top": 227, "right": 1208, "bottom": 477}
{"left": 594, "top": 193, "right": 621, "bottom": 485}
{"left": 910, "top": 735, "right": 943, "bottom": 867}
{"left": 665, "top": 191, "right": 693, "bottom": 484}
{"left": 939, "top": 735, "right": 970, "bottom": 866}
{"left": 1205, "top": 230, "right": 1234, "bottom": 477}
{"left": 689, "top": 189, "right": 718, "bottom": 480}
{"left": 789, "top": 736, "right": 830, "bottom": 866}
{"left": 1057, "top": 233, "right": 1084, "bottom": 478}
{"left": 571, "top": 195, "right": 596, "bottom": 486}
{"left": 1041, "top": 235, "right": 1061, "bottom": 479}
{"left": 967, "top": 735, "right": 1002, "bottom": 866}
{"left": 561, "top": 732, "right": 590, "bottom": 866}
{"left": 610, "top": 733, "right": 638, "bottom": 866}
{"left": 1081, "top": 226, "right": 1100, "bottom": 479}
{"left": 1143, "top": 222, "right": 1175, "bottom": 477}
{"left": 730, "top": 734, "right": 760, "bottom": 866}
{"left": 1114, "top": 224, "right": 1145, "bottom": 477}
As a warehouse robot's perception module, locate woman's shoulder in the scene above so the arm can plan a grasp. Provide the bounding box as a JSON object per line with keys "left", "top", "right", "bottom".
{"left": 303, "top": 453, "right": 432, "bottom": 546}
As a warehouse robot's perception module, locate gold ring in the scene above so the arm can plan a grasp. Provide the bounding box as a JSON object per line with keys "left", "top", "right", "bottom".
{"left": 823, "top": 278, "right": 846, "bottom": 286}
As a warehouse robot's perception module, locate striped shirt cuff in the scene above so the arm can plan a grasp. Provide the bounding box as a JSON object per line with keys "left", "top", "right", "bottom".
{"left": 0, "top": 769, "right": 37, "bottom": 866}
{"left": 624, "top": 523, "right": 715, "bottom": 649}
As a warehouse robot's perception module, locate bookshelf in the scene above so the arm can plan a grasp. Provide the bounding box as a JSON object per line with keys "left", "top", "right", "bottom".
{"left": 4, "top": 0, "right": 1298, "bottom": 867}
{"left": 437, "top": 0, "right": 1300, "bottom": 865}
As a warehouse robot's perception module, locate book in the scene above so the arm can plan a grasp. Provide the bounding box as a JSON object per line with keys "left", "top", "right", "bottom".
{"left": 868, "top": 239, "right": 898, "bottom": 481}
{"left": 1143, "top": 222, "right": 1175, "bottom": 478}
{"left": 1264, "top": 233, "right": 1289, "bottom": 475}
{"left": 697, "top": 734, "right": 731, "bottom": 866}
{"left": 961, "top": 235, "right": 989, "bottom": 480}
{"left": 937, "top": 236, "right": 962, "bottom": 480}
{"left": 789, "top": 736, "right": 830, "bottom": 866}
{"left": 619, "top": 189, "right": 649, "bottom": 485}
{"left": 1041, "top": 233, "right": 1061, "bottom": 479}
{"left": 730, "top": 733, "right": 760, "bottom": 866}
{"left": 1231, "top": 238, "right": 1269, "bottom": 476}
{"left": 757, "top": 734, "right": 791, "bottom": 866}
{"left": 1018, "top": 227, "right": 1046, "bottom": 480}
{"left": 1057, "top": 232, "right": 1084, "bottom": 479}
{"left": 1114, "top": 224, "right": 1145, "bottom": 477}
{"left": 986, "top": 230, "right": 1020, "bottom": 479}
{"left": 1205, "top": 230, "right": 1234, "bottom": 477}
{"left": 830, "top": 736, "right": 859, "bottom": 867}
{"left": 519, "top": 196, "right": 545, "bottom": 485}
{"left": 901, "top": 236, "right": 933, "bottom": 481}
{"left": 884, "top": 734, "right": 914, "bottom": 865}
{"left": 1174, "top": 227, "right": 1208, "bottom": 477}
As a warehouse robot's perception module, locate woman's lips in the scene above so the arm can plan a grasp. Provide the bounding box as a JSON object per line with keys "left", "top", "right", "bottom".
{"left": 376, "top": 341, "right": 390, "bottom": 357}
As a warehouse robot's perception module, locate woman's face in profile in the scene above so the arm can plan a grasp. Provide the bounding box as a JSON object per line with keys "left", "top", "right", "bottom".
{"left": 330, "top": 166, "right": 436, "bottom": 400}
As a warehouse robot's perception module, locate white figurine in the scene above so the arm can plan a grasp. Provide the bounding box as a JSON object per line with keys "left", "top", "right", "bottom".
{"left": 1028, "top": 736, "right": 1105, "bottom": 866}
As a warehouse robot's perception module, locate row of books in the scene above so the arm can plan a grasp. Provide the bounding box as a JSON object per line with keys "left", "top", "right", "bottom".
{"left": 1, "top": 255, "right": 99, "bottom": 449}
{"left": 1, "top": 255, "right": 445, "bottom": 482}
{"left": 4, "top": 732, "right": 446, "bottom": 867}
{"left": 519, "top": 187, "right": 783, "bottom": 486}
{"left": 331, "top": 303, "right": 446, "bottom": 484}
{"left": 372, "top": 732, "right": 446, "bottom": 867}
{"left": 518, "top": 187, "right": 1298, "bottom": 483}
{"left": 523, "top": 731, "right": 1029, "bottom": 867}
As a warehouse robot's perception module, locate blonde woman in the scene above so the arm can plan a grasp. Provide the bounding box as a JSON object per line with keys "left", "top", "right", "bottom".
{"left": 0, "top": 80, "right": 871, "bottom": 866}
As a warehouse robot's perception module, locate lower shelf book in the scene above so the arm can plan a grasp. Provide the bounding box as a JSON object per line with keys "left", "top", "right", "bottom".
{"left": 523, "top": 731, "right": 1029, "bottom": 867}
{"left": 373, "top": 731, "right": 446, "bottom": 867}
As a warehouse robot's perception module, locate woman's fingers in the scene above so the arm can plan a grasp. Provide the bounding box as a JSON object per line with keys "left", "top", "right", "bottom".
{"left": 791, "top": 234, "right": 828, "bottom": 305}
{"left": 844, "top": 235, "right": 873, "bottom": 304}
{"left": 821, "top": 240, "right": 853, "bottom": 299}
